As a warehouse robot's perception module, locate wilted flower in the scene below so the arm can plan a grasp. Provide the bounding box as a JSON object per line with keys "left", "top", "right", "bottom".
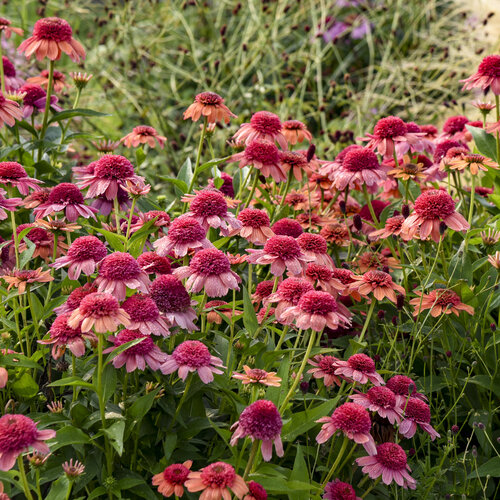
{"left": 62, "top": 459, "right": 85, "bottom": 479}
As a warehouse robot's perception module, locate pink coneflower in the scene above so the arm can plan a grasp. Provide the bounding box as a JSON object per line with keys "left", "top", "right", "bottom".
{"left": 104, "top": 329, "right": 168, "bottom": 372}
{"left": 91, "top": 187, "right": 131, "bottom": 217}
{"left": 52, "top": 235, "right": 106, "bottom": 279}
{"left": 461, "top": 55, "right": 500, "bottom": 95}
{"left": 331, "top": 147, "right": 386, "bottom": 191}
{"left": 22, "top": 188, "right": 50, "bottom": 208}
{"left": 160, "top": 340, "right": 224, "bottom": 383}
{"left": 0, "top": 188, "right": 21, "bottom": 220}
{"left": 447, "top": 152, "right": 498, "bottom": 175}
{"left": 1, "top": 268, "right": 53, "bottom": 294}
{"left": 19, "top": 83, "right": 60, "bottom": 118}
{"left": 121, "top": 125, "right": 166, "bottom": 149}
{"left": 396, "top": 122, "right": 435, "bottom": 156}
{"left": 232, "top": 365, "right": 281, "bottom": 387}
{"left": 18, "top": 17, "right": 85, "bottom": 62}
{"left": 252, "top": 279, "right": 276, "bottom": 305}
{"left": 95, "top": 252, "right": 150, "bottom": 301}
{"left": 308, "top": 354, "right": 341, "bottom": 387}
{"left": 439, "top": 115, "right": 470, "bottom": 142}
{"left": 244, "top": 481, "right": 267, "bottom": 500}
{"left": 54, "top": 283, "right": 96, "bottom": 316}
{"left": 27, "top": 69, "right": 67, "bottom": 93}
{"left": 62, "top": 459, "right": 85, "bottom": 479}
{"left": 129, "top": 210, "right": 170, "bottom": 235}
{"left": 350, "top": 386, "right": 402, "bottom": 424}
{"left": 152, "top": 461, "right": 193, "bottom": 498}
{"left": 0, "top": 161, "right": 42, "bottom": 195}
{"left": 304, "top": 264, "right": 338, "bottom": 293}
{"left": 78, "top": 154, "right": 142, "bottom": 200}
{"left": 183, "top": 91, "right": 236, "bottom": 124}
{"left": 137, "top": 252, "right": 172, "bottom": 275}
{"left": 401, "top": 190, "right": 469, "bottom": 243}
{"left": 39, "top": 313, "right": 96, "bottom": 359}
{"left": 370, "top": 215, "right": 406, "bottom": 240}
{"left": 320, "top": 144, "right": 362, "bottom": 180}
{"left": 316, "top": 402, "right": 376, "bottom": 454}
{"left": 279, "top": 150, "right": 312, "bottom": 182}
{"left": 264, "top": 277, "right": 313, "bottom": 320}
{"left": 282, "top": 120, "right": 313, "bottom": 145}
{"left": 356, "top": 442, "right": 416, "bottom": 489}
{"left": 230, "top": 400, "right": 284, "bottom": 461}
{"left": 208, "top": 172, "right": 234, "bottom": 198}
{"left": 399, "top": 398, "right": 440, "bottom": 440}
{"left": 335, "top": 353, "right": 384, "bottom": 386}
{"left": 0, "top": 91, "right": 23, "bottom": 128}
{"left": 228, "top": 141, "right": 288, "bottom": 183}
{"left": 359, "top": 116, "right": 424, "bottom": 159}
{"left": 271, "top": 218, "right": 303, "bottom": 238}
{"left": 0, "top": 18, "right": 23, "bottom": 39}
{"left": 150, "top": 274, "right": 198, "bottom": 330}
{"left": 154, "top": 215, "right": 213, "bottom": 258}
{"left": 410, "top": 288, "right": 473, "bottom": 317}
{"left": 0, "top": 414, "right": 55, "bottom": 471}
{"left": 184, "top": 189, "right": 241, "bottom": 236}
{"left": 233, "top": 111, "right": 287, "bottom": 149}
{"left": 280, "top": 290, "right": 351, "bottom": 331}
{"left": 2, "top": 56, "right": 24, "bottom": 92}
{"left": 174, "top": 248, "right": 241, "bottom": 297}
{"left": 386, "top": 375, "right": 427, "bottom": 405}
{"left": 16, "top": 223, "right": 67, "bottom": 262}
{"left": 297, "top": 233, "right": 334, "bottom": 268}
{"left": 121, "top": 294, "right": 171, "bottom": 336}
{"left": 234, "top": 208, "right": 274, "bottom": 245}
{"left": 247, "top": 235, "right": 311, "bottom": 276}
{"left": 205, "top": 300, "right": 242, "bottom": 324}
{"left": 323, "top": 479, "right": 362, "bottom": 500}
{"left": 34, "top": 183, "right": 97, "bottom": 222}
{"left": 67, "top": 292, "right": 130, "bottom": 333}
{"left": 186, "top": 462, "right": 248, "bottom": 500}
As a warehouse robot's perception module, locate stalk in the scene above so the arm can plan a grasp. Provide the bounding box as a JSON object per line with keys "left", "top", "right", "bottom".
{"left": 321, "top": 435, "right": 350, "bottom": 487}
{"left": 38, "top": 59, "right": 55, "bottom": 162}
{"left": 17, "top": 456, "right": 34, "bottom": 500}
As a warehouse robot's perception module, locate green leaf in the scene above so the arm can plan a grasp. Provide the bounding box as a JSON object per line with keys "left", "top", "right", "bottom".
{"left": 1, "top": 353, "right": 41, "bottom": 370}
{"left": 93, "top": 227, "right": 127, "bottom": 251}
{"left": 48, "top": 108, "right": 110, "bottom": 124}
{"left": 163, "top": 434, "right": 177, "bottom": 460}
{"left": 158, "top": 176, "right": 188, "bottom": 193}
{"left": 102, "top": 364, "right": 117, "bottom": 404}
{"left": 104, "top": 420, "right": 126, "bottom": 455}
{"left": 466, "top": 125, "right": 497, "bottom": 162}
{"left": 467, "top": 457, "right": 500, "bottom": 478}
{"left": 136, "top": 146, "right": 146, "bottom": 166}
{"left": 11, "top": 372, "right": 38, "bottom": 399}
{"left": 19, "top": 237, "right": 36, "bottom": 270}
{"left": 127, "top": 389, "right": 160, "bottom": 426}
{"left": 288, "top": 445, "right": 310, "bottom": 500}
{"left": 197, "top": 157, "right": 230, "bottom": 174}
{"left": 242, "top": 287, "right": 258, "bottom": 334}
{"left": 44, "top": 476, "right": 71, "bottom": 500}
{"left": 48, "top": 376, "right": 94, "bottom": 390}
{"left": 178, "top": 158, "right": 193, "bottom": 191}
{"left": 51, "top": 425, "right": 91, "bottom": 452}
{"left": 104, "top": 337, "right": 146, "bottom": 366}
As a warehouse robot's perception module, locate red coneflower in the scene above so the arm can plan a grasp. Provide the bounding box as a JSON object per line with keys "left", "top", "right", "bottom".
{"left": 244, "top": 481, "right": 268, "bottom": 500}
{"left": 409, "top": 288, "right": 474, "bottom": 317}
{"left": 185, "top": 462, "right": 248, "bottom": 500}
{"left": 67, "top": 292, "right": 130, "bottom": 333}
{"left": 174, "top": 248, "right": 241, "bottom": 297}
{"left": 271, "top": 218, "right": 303, "bottom": 238}
{"left": 335, "top": 353, "right": 384, "bottom": 386}
{"left": 39, "top": 313, "right": 97, "bottom": 359}
{"left": 297, "top": 233, "right": 334, "bottom": 268}
{"left": 234, "top": 208, "right": 274, "bottom": 245}
{"left": 316, "top": 402, "right": 376, "bottom": 454}
{"left": 183, "top": 91, "right": 236, "bottom": 124}
{"left": 232, "top": 365, "right": 281, "bottom": 387}
{"left": 461, "top": 54, "right": 500, "bottom": 95}
{"left": 386, "top": 375, "right": 427, "bottom": 406}
{"left": 399, "top": 398, "right": 440, "bottom": 440}
{"left": 137, "top": 252, "right": 172, "bottom": 276}
{"left": 0, "top": 414, "right": 55, "bottom": 471}
{"left": 308, "top": 354, "right": 341, "bottom": 387}
{"left": 150, "top": 274, "right": 198, "bottom": 330}
{"left": 160, "top": 340, "right": 224, "bottom": 383}
{"left": 401, "top": 189, "right": 469, "bottom": 243}
{"left": 354, "top": 250, "right": 399, "bottom": 274}
{"left": 152, "top": 461, "right": 193, "bottom": 498}
{"left": 281, "top": 119, "right": 313, "bottom": 145}
{"left": 348, "top": 270, "right": 405, "bottom": 304}
{"left": 0, "top": 161, "right": 42, "bottom": 195}
{"left": 230, "top": 400, "right": 284, "bottom": 461}
{"left": 122, "top": 294, "right": 171, "bottom": 337}
{"left": 356, "top": 443, "right": 416, "bottom": 489}
{"left": 323, "top": 480, "right": 362, "bottom": 500}
{"left": 252, "top": 279, "right": 276, "bottom": 305}
{"left": 350, "top": 386, "right": 402, "bottom": 424}
{"left": 18, "top": 17, "right": 85, "bottom": 62}
{"left": 232, "top": 111, "right": 287, "bottom": 149}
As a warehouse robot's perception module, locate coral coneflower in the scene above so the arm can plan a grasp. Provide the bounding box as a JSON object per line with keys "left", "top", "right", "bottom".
{"left": 16, "top": 224, "right": 67, "bottom": 262}
{"left": 233, "top": 111, "right": 287, "bottom": 149}
{"left": 386, "top": 375, "right": 427, "bottom": 405}
{"left": 399, "top": 398, "right": 440, "bottom": 440}
{"left": 308, "top": 354, "right": 341, "bottom": 387}
{"left": 160, "top": 340, "right": 224, "bottom": 383}
{"left": 234, "top": 208, "right": 274, "bottom": 245}
{"left": 387, "top": 155, "right": 426, "bottom": 182}
{"left": 409, "top": 288, "right": 474, "bottom": 317}
{"left": 356, "top": 443, "right": 416, "bottom": 489}
{"left": 104, "top": 329, "right": 168, "bottom": 372}
{"left": 232, "top": 365, "right": 281, "bottom": 387}
{"left": 279, "top": 150, "right": 312, "bottom": 182}
{"left": 18, "top": 17, "right": 85, "bottom": 62}
{"left": 185, "top": 462, "right": 248, "bottom": 500}
{"left": 54, "top": 283, "right": 97, "bottom": 316}
{"left": 304, "top": 263, "right": 337, "bottom": 293}
{"left": 150, "top": 274, "right": 198, "bottom": 330}
{"left": 246, "top": 235, "right": 312, "bottom": 276}
{"left": 67, "top": 292, "right": 130, "bottom": 333}
{"left": 280, "top": 290, "right": 351, "bottom": 331}
{"left": 27, "top": 69, "right": 67, "bottom": 92}
{"left": 173, "top": 248, "right": 241, "bottom": 297}
{"left": 370, "top": 215, "right": 406, "bottom": 240}
{"left": 271, "top": 218, "right": 303, "bottom": 238}
{"left": 350, "top": 386, "right": 402, "bottom": 424}
{"left": 0, "top": 414, "right": 55, "bottom": 471}
{"left": 152, "top": 461, "right": 193, "bottom": 498}
{"left": 323, "top": 480, "right": 362, "bottom": 500}
{"left": 121, "top": 125, "right": 167, "bottom": 149}
{"left": 0, "top": 162, "right": 42, "bottom": 195}
{"left": 297, "top": 233, "right": 334, "bottom": 268}
{"left": 39, "top": 313, "right": 96, "bottom": 359}
{"left": 137, "top": 252, "right": 172, "bottom": 275}
{"left": 0, "top": 18, "right": 23, "bottom": 39}
{"left": 320, "top": 223, "right": 353, "bottom": 248}
{"left": 349, "top": 270, "right": 405, "bottom": 304}
{"left": 316, "top": 402, "right": 376, "bottom": 454}
{"left": 230, "top": 400, "right": 284, "bottom": 461}
{"left": 122, "top": 294, "right": 171, "bottom": 336}
{"left": 401, "top": 190, "right": 469, "bottom": 243}
{"left": 461, "top": 55, "right": 500, "bottom": 95}
{"left": 335, "top": 353, "right": 384, "bottom": 386}
{"left": 183, "top": 91, "right": 236, "bottom": 124}
{"left": 0, "top": 188, "right": 21, "bottom": 220}
{"left": 282, "top": 119, "right": 313, "bottom": 145}
{"left": 447, "top": 152, "right": 498, "bottom": 175}
{"left": 244, "top": 481, "right": 268, "bottom": 500}
{"left": 0, "top": 91, "right": 23, "bottom": 128}
{"left": 205, "top": 300, "right": 242, "bottom": 324}
{"left": 354, "top": 250, "right": 399, "bottom": 274}
{"left": 1, "top": 268, "right": 53, "bottom": 294}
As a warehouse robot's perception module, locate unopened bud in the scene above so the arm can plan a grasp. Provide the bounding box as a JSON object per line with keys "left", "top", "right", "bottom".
{"left": 439, "top": 221, "right": 447, "bottom": 235}
{"left": 396, "top": 293, "right": 405, "bottom": 310}
{"left": 353, "top": 214, "right": 362, "bottom": 231}
{"left": 402, "top": 204, "right": 410, "bottom": 218}
{"left": 306, "top": 144, "right": 316, "bottom": 162}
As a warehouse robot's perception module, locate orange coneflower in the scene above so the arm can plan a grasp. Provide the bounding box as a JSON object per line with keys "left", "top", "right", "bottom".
{"left": 184, "top": 91, "right": 236, "bottom": 124}
{"left": 281, "top": 119, "right": 313, "bottom": 144}
{"left": 1, "top": 268, "right": 53, "bottom": 294}
{"left": 387, "top": 155, "right": 426, "bottom": 181}
{"left": 409, "top": 289, "right": 474, "bottom": 317}
{"left": 447, "top": 152, "right": 498, "bottom": 175}
{"left": 348, "top": 270, "right": 405, "bottom": 304}
{"left": 120, "top": 125, "right": 167, "bottom": 149}
{"left": 232, "top": 365, "right": 281, "bottom": 387}
{"left": 0, "top": 18, "right": 23, "bottom": 39}
{"left": 27, "top": 70, "right": 67, "bottom": 92}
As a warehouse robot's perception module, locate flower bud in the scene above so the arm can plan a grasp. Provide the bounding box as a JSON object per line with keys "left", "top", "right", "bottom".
{"left": 402, "top": 204, "right": 410, "bottom": 218}
{"left": 353, "top": 214, "right": 362, "bottom": 231}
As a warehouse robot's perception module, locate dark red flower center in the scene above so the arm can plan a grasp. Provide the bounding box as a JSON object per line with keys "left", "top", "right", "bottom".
{"left": 94, "top": 155, "right": 135, "bottom": 180}
{"left": 271, "top": 218, "right": 303, "bottom": 238}
{"left": 414, "top": 190, "right": 456, "bottom": 219}
{"left": 478, "top": 55, "right": 500, "bottom": 78}
{"left": 264, "top": 235, "right": 302, "bottom": 260}
{"left": 122, "top": 295, "right": 160, "bottom": 322}
{"left": 373, "top": 116, "right": 407, "bottom": 138}
{"left": 238, "top": 400, "right": 282, "bottom": 440}
{"left": 347, "top": 353, "right": 375, "bottom": 372}
{"left": 150, "top": 275, "right": 191, "bottom": 313}
{"left": 190, "top": 190, "right": 228, "bottom": 217}
{"left": 163, "top": 463, "right": 190, "bottom": 485}
{"left": 250, "top": 111, "right": 282, "bottom": 135}
{"left": 0, "top": 161, "right": 28, "bottom": 179}
{"left": 189, "top": 248, "right": 231, "bottom": 275}
{"left": 99, "top": 252, "right": 142, "bottom": 280}
{"left": 238, "top": 208, "right": 270, "bottom": 228}
{"left": 297, "top": 233, "right": 328, "bottom": 254}
{"left": 244, "top": 141, "right": 280, "bottom": 165}
{"left": 33, "top": 17, "right": 73, "bottom": 42}
{"left": 137, "top": 253, "right": 171, "bottom": 274}
{"left": 195, "top": 92, "right": 223, "bottom": 105}
{"left": 67, "top": 235, "right": 106, "bottom": 262}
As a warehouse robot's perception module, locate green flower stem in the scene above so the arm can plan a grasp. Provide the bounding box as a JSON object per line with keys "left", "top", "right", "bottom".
{"left": 321, "top": 435, "right": 350, "bottom": 487}
{"left": 362, "top": 184, "right": 379, "bottom": 228}
{"left": 275, "top": 325, "right": 290, "bottom": 351}
{"left": 17, "top": 456, "right": 34, "bottom": 500}
{"left": 187, "top": 117, "right": 208, "bottom": 194}
{"left": 113, "top": 197, "right": 121, "bottom": 235}
{"left": 243, "top": 440, "right": 260, "bottom": 480}
{"left": 496, "top": 95, "right": 500, "bottom": 163}
{"left": 72, "top": 354, "right": 77, "bottom": 402}
{"left": 124, "top": 197, "right": 138, "bottom": 251}
{"left": 275, "top": 169, "right": 293, "bottom": 215}
{"left": 38, "top": 59, "right": 55, "bottom": 162}
{"left": 26, "top": 285, "right": 40, "bottom": 341}
{"left": 252, "top": 276, "right": 279, "bottom": 339}
{"left": 361, "top": 477, "right": 381, "bottom": 498}
{"left": 8, "top": 203, "right": 20, "bottom": 268}
{"left": 357, "top": 298, "right": 376, "bottom": 346}
{"left": 279, "top": 329, "right": 317, "bottom": 413}
{"left": 46, "top": 233, "right": 58, "bottom": 300}
{"left": 244, "top": 170, "right": 260, "bottom": 209}
{"left": 64, "top": 480, "right": 74, "bottom": 500}
{"left": 168, "top": 374, "right": 193, "bottom": 431}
